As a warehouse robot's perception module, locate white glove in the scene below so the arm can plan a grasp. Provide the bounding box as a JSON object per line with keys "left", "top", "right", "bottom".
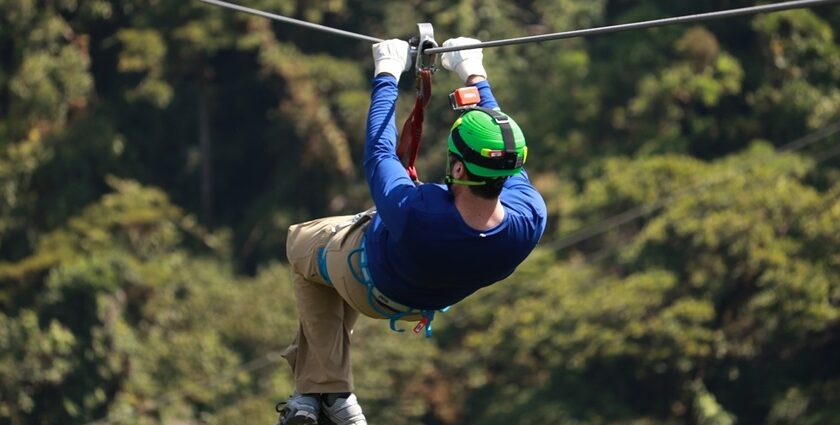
{"left": 441, "top": 37, "right": 487, "bottom": 83}
{"left": 372, "top": 39, "right": 411, "bottom": 82}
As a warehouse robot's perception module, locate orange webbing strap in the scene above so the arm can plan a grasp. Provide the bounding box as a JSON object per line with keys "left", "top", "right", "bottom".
{"left": 396, "top": 69, "right": 433, "bottom": 182}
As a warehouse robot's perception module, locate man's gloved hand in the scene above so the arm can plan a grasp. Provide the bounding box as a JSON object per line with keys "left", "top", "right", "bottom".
{"left": 372, "top": 39, "right": 411, "bottom": 82}
{"left": 441, "top": 37, "right": 487, "bottom": 83}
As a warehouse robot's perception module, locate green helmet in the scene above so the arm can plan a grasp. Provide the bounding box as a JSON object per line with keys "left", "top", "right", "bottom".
{"left": 447, "top": 108, "right": 528, "bottom": 178}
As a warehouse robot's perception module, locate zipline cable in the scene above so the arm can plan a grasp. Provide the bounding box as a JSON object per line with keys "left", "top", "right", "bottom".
{"left": 196, "top": 0, "right": 382, "bottom": 43}
{"left": 194, "top": 0, "right": 840, "bottom": 252}
{"left": 426, "top": 0, "right": 840, "bottom": 54}
{"left": 197, "top": 0, "right": 840, "bottom": 56}
{"left": 543, "top": 121, "right": 840, "bottom": 253}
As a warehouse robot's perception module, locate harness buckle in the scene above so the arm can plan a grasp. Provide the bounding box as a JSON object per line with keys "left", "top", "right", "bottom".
{"left": 413, "top": 317, "right": 429, "bottom": 334}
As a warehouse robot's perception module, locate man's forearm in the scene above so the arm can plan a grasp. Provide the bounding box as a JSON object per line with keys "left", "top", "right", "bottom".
{"left": 471, "top": 79, "right": 499, "bottom": 110}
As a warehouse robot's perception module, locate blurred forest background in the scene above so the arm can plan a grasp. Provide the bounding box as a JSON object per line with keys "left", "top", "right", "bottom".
{"left": 1, "top": 0, "right": 839, "bottom": 424}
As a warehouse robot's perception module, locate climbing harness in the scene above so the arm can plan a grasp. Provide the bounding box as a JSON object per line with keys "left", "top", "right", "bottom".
{"left": 316, "top": 209, "right": 373, "bottom": 286}
{"left": 346, "top": 236, "right": 448, "bottom": 337}
{"left": 317, "top": 247, "right": 331, "bottom": 286}
{"left": 396, "top": 23, "right": 438, "bottom": 183}
{"left": 311, "top": 208, "right": 449, "bottom": 337}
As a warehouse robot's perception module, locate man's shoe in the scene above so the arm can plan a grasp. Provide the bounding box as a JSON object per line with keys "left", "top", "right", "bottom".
{"left": 321, "top": 393, "right": 367, "bottom": 425}
{"left": 276, "top": 391, "right": 320, "bottom": 425}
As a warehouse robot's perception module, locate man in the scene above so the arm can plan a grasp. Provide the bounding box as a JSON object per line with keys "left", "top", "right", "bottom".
{"left": 277, "top": 37, "right": 546, "bottom": 425}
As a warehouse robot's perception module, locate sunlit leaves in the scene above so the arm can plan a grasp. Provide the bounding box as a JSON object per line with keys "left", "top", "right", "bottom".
{"left": 0, "top": 311, "right": 75, "bottom": 421}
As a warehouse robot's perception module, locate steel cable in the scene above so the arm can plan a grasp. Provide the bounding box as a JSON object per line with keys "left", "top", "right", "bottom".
{"left": 426, "top": 0, "right": 840, "bottom": 54}
{"left": 198, "top": 0, "right": 839, "bottom": 50}
{"left": 197, "top": 0, "right": 383, "bottom": 43}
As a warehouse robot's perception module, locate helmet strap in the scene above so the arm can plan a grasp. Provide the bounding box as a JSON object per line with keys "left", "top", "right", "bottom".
{"left": 474, "top": 107, "right": 521, "bottom": 169}
{"left": 446, "top": 154, "right": 487, "bottom": 187}
{"left": 445, "top": 175, "right": 487, "bottom": 186}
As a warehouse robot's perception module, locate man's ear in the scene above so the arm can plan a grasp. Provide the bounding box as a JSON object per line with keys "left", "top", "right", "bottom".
{"left": 452, "top": 160, "right": 465, "bottom": 178}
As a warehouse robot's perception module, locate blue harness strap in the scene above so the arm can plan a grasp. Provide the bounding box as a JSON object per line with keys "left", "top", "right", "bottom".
{"left": 317, "top": 247, "right": 332, "bottom": 286}
{"left": 347, "top": 238, "right": 448, "bottom": 337}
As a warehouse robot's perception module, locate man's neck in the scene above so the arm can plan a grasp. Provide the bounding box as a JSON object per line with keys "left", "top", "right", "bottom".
{"left": 452, "top": 186, "right": 505, "bottom": 231}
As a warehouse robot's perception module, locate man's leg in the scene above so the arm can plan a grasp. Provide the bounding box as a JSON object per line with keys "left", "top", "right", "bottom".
{"left": 288, "top": 271, "right": 358, "bottom": 393}
{"left": 279, "top": 271, "right": 361, "bottom": 425}
{"left": 283, "top": 216, "right": 358, "bottom": 393}
{"left": 279, "top": 216, "right": 367, "bottom": 425}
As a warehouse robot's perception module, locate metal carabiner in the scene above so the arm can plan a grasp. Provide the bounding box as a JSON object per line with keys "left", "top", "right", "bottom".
{"left": 409, "top": 23, "right": 438, "bottom": 72}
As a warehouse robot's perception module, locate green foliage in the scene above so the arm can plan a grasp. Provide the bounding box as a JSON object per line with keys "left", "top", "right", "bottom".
{"left": 0, "top": 3, "right": 92, "bottom": 141}
{"left": 623, "top": 27, "right": 744, "bottom": 155}
{"left": 116, "top": 29, "right": 171, "bottom": 107}
{"left": 751, "top": 10, "right": 840, "bottom": 134}
{"left": 1, "top": 1, "right": 839, "bottom": 424}
{"left": 0, "top": 310, "right": 75, "bottom": 422}
{"left": 0, "top": 136, "right": 51, "bottom": 245}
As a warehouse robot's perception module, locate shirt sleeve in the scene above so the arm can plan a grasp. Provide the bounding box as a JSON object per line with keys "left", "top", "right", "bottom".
{"left": 364, "top": 75, "right": 417, "bottom": 237}
{"left": 473, "top": 79, "right": 499, "bottom": 110}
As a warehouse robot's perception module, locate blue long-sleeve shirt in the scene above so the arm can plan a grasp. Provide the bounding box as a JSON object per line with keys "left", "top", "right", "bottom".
{"left": 364, "top": 75, "right": 547, "bottom": 310}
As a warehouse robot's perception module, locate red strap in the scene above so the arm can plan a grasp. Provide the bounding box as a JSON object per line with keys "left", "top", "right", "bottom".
{"left": 396, "top": 69, "right": 433, "bottom": 182}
